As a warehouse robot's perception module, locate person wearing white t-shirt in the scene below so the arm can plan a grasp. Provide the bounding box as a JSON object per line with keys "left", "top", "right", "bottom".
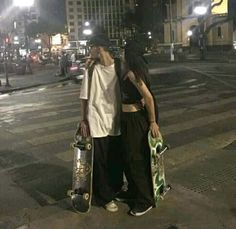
{"left": 79, "top": 34, "right": 123, "bottom": 212}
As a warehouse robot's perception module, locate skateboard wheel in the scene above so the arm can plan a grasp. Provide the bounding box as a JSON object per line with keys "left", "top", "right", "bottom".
{"left": 85, "top": 143, "right": 92, "bottom": 150}
{"left": 83, "top": 193, "right": 89, "bottom": 200}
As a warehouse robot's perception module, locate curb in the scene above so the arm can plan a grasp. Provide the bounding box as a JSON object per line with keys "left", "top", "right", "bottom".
{"left": 0, "top": 77, "right": 71, "bottom": 94}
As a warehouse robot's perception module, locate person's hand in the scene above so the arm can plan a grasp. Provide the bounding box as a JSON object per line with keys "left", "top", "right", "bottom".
{"left": 85, "top": 57, "right": 95, "bottom": 69}
{"left": 78, "top": 120, "right": 90, "bottom": 137}
{"left": 149, "top": 122, "right": 161, "bottom": 139}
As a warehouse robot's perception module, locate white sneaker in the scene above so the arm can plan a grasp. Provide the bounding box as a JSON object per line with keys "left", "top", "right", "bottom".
{"left": 104, "top": 200, "right": 118, "bottom": 212}
{"left": 130, "top": 205, "right": 153, "bottom": 216}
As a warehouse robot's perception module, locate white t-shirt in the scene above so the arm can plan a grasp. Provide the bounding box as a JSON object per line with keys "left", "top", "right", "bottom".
{"left": 80, "top": 63, "right": 121, "bottom": 138}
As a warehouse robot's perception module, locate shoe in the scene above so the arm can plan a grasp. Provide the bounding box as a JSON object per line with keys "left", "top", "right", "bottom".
{"left": 115, "top": 191, "right": 134, "bottom": 202}
{"left": 130, "top": 204, "right": 153, "bottom": 216}
{"left": 104, "top": 200, "right": 118, "bottom": 212}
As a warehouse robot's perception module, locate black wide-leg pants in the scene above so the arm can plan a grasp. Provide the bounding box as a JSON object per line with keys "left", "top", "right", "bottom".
{"left": 121, "top": 110, "right": 154, "bottom": 206}
{"left": 93, "top": 135, "right": 123, "bottom": 205}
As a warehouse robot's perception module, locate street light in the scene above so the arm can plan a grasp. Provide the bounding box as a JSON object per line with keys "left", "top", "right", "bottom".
{"left": 84, "top": 21, "right": 90, "bottom": 27}
{"left": 187, "top": 30, "right": 193, "bottom": 37}
{"left": 166, "top": 0, "right": 174, "bottom": 62}
{"left": 13, "top": 36, "right": 19, "bottom": 44}
{"left": 82, "top": 21, "right": 93, "bottom": 54}
{"left": 83, "top": 29, "right": 93, "bottom": 36}
{"left": 13, "top": 0, "right": 34, "bottom": 7}
{"left": 193, "top": 6, "right": 208, "bottom": 16}
{"left": 13, "top": 0, "right": 35, "bottom": 53}
{"left": 193, "top": 5, "right": 208, "bottom": 60}
{"left": 83, "top": 21, "right": 92, "bottom": 36}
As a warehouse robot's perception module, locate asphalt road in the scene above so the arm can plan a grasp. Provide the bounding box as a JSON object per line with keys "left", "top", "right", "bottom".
{"left": 0, "top": 62, "right": 235, "bottom": 229}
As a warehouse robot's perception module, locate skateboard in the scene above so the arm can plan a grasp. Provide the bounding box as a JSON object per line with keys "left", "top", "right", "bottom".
{"left": 148, "top": 131, "right": 171, "bottom": 207}
{"left": 67, "top": 134, "right": 94, "bottom": 213}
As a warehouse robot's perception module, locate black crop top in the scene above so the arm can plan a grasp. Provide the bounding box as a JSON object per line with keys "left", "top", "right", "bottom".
{"left": 120, "top": 76, "right": 142, "bottom": 104}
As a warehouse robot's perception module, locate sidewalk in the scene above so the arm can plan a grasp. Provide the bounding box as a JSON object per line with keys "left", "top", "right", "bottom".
{"left": 1, "top": 149, "right": 235, "bottom": 229}
{"left": 0, "top": 64, "right": 69, "bottom": 94}
{"left": 146, "top": 49, "right": 236, "bottom": 63}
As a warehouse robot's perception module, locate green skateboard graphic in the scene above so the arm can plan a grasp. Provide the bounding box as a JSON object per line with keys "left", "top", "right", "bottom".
{"left": 148, "top": 131, "right": 171, "bottom": 206}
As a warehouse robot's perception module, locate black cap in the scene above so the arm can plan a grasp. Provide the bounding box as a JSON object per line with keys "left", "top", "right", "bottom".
{"left": 89, "top": 34, "right": 111, "bottom": 48}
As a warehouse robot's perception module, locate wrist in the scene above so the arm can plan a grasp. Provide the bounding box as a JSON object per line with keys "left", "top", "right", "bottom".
{"left": 77, "top": 119, "right": 87, "bottom": 127}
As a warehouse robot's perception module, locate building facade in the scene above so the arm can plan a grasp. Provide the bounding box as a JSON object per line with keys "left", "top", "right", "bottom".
{"left": 163, "top": 0, "right": 233, "bottom": 49}
{"left": 65, "top": 0, "right": 135, "bottom": 41}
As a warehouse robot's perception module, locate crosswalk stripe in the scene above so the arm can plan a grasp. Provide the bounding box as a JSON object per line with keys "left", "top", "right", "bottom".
{"left": 162, "top": 110, "right": 236, "bottom": 135}
{"left": 24, "top": 108, "right": 235, "bottom": 147}
{"left": 39, "top": 88, "right": 80, "bottom": 96}
{"left": 153, "top": 88, "right": 205, "bottom": 99}
{"left": 2, "top": 88, "right": 235, "bottom": 127}
{"left": 205, "top": 72, "right": 235, "bottom": 77}
{"left": 185, "top": 66, "right": 236, "bottom": 90}
{"left": 151, "top": 85, "right": 191, "bottom": 92}
{"left": 1, "top": 101, "right": 80, "bottom": 114}
{"left": 167, "top": 130, "right": 236, "bottom": 168}
{"left": 26, "top": 109, "right": 79, "bottom": 120}
{"left": 161, "top": 96, "right": 236, "bottom": 118}
{"left": 157, "top": 91, "right": 218, "bottom": 104}
{"left": 10, "top": 117, "right": 79, "bottom": 133}
{"left": 27, "top": 130, "right": 74, "bottom": 146}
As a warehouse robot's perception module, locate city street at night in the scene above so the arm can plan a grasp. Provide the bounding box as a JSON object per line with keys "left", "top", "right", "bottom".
{"left": 0, "top": 62, "right": 235, "bottom": 229}
{"left": 1, "top": 0, "right": 236, "bottom": 228}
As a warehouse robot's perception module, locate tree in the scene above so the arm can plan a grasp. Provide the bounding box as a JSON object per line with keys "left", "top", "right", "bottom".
{"left": 121, "top": 6, "right": 139, "bottom": 39}
{"left": 205, "top": 0, "right": 235, "bottom": 34}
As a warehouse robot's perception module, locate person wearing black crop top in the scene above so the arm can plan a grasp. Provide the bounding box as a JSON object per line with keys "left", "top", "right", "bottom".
{"left": 116, "top": 40, "right": 162, "bottom": 216}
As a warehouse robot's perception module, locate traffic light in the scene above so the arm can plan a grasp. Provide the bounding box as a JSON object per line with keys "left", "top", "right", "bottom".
{"left": 4, "top": 36, "right": 11, "bottom": 48}
{"left": 5, "top": 37, "right": 10, "bottom": 43}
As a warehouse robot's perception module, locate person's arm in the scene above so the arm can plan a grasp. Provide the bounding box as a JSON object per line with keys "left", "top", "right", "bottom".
{"left": 127, "top": 71, "right": 161, "bottom": 138}
{"left": 79, "top": 99, "right": 90, "bottom": 137}
{"left": 78, "top": 69, "right": 90, "bottom": 137}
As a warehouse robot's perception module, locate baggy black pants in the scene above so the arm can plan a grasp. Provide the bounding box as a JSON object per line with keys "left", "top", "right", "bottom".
{"left": 121, "top": 110, "right": 154, "bottom": 206}
{"left": 93, "top": 135, "right": 123, "bottom": 205}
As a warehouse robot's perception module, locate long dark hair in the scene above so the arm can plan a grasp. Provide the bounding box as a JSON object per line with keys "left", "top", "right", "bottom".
{"left": 124, "top": 40, "right": 159, "bottom": 123}
{"left": 124, "top": 41, "right": 149, "bottom": 86}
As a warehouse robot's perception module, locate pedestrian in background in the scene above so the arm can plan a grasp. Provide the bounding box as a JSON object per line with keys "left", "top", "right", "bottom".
{"left": 25, "top": 54, "right": 33, "bottom": 74}
{"left": 59, "top": 51, "right": 69, "bottom": 76}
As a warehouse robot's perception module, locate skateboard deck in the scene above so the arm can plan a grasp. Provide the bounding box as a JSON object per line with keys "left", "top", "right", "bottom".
{"left": 67, "top": 135, "right": 94, "bottom": 213}
{"left": 148, "top": 131, "right": 171, "bottom": 207}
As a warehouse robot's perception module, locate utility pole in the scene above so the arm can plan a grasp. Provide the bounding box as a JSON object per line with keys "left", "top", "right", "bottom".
{"left": 198, "top": 16, "right": 206, "bottom": 60}
{"left": 4, "top": 45, "right": 11, "bottom": 87}
{"left": 169, "top": 0, "right": 174, "bottom": 61}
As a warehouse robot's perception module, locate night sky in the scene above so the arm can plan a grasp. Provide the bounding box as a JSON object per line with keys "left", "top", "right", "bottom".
{"left": 39, "top": 0, "right": 66, "bottom": 27}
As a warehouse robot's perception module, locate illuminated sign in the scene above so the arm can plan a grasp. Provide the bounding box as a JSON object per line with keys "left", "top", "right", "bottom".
{"left": 211, "top": 0, "right": 228, "bottom": 14}
{"left": 52, "top": 34, "right": 62, "bottom": 45}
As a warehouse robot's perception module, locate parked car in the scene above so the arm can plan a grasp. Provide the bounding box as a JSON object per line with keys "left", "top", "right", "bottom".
{"left": 67, "top": 60, "right": 84, "bottom": 80}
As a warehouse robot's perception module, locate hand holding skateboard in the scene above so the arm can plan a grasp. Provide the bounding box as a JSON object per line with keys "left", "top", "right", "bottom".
{"left": 149, "top": 121, "right": 161, "bottom": 139}
{"left": 77, "top": 120, "right": 90, "bottom": 138}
